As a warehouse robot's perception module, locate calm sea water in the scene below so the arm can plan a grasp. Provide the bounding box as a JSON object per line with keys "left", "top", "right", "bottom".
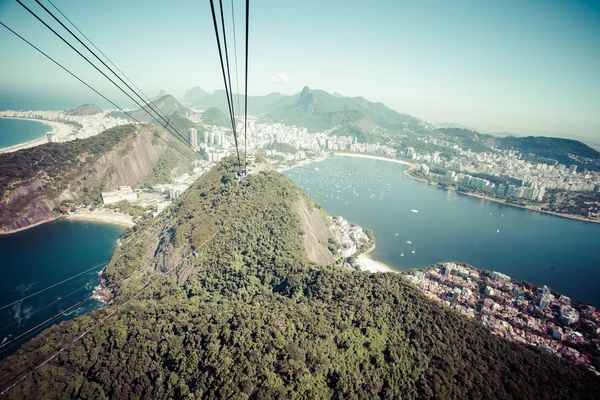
{"left": 285, "top": 155, "right": 600, "bottom": 306}
{"left": 0, "top": 118, "right": 51, "bottom": 149}
{"left": 0, "top": 220, "right": 123, "bottom": 360}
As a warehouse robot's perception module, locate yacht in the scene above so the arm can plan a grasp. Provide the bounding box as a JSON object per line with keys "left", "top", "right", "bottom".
{"left": 410, "top": 209, "right": 419, "bottom": 213}
{"left": 406, "top": 240, "right": 412, "bottom": 244}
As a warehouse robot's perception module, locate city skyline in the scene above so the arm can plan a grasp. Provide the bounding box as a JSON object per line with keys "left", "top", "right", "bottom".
{"left": 0, "top": 0, "right": 599, "bottom": 139}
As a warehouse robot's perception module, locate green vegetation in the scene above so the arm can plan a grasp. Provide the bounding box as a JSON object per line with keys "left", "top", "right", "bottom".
{"left": 262, "top": 142, "right": 298, "bottom": 154}
{"left": 261, "top": 87, "right": 430, "bottom": 141}
{"left": 105, "top": 200, "right": 150, "bottom": 219}
{"left": 1, "top": 158, "right": 598, "bottom": 399}
{"left": 65, "top": 104, "right": 102, "bottom": 116}
{"left": 200, "top": 107, "right": 230, "bottom": 127}
{"left": 434, "top": 128, "right": 494, "bottom": 153}
{"left": 496, "top": 136, "right": 600, "bottom": 171}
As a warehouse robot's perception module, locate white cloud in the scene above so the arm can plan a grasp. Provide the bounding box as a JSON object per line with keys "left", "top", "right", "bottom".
{"left": 271, "top": 73, "right": 290, "bottom": 85}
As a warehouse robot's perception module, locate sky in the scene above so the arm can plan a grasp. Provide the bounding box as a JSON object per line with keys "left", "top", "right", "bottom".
{"left": 0, "top": 0, "right": 599, "bottom": 139}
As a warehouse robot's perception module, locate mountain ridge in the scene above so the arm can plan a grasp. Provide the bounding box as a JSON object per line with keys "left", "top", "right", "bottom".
{"left": 0, "top": 124, "right": 196, "bottom": 233}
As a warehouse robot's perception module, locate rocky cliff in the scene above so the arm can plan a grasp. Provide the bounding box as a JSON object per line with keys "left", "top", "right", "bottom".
{"left": 0, "top": 124, "right": 194, "bottom": 233}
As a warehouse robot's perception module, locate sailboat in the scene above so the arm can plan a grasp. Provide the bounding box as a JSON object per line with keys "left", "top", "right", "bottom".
{"left": 400, "top": 251, "right": 404, "bottom": 257}
{"left": 411, "top": 248, "right": 416, "bottom": 254}
{"left": 395, "top": 231, "right": 399, "bottom": 236}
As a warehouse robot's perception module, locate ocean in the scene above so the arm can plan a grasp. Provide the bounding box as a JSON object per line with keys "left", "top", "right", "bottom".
{"left": 0, "top": 118, "right": 51, "bottom": 150}
{"left": 0, "top": 220, "right": 124, "bottom": 360}
{"left": 285, "top": 155, "right": 600, "bottom": 306}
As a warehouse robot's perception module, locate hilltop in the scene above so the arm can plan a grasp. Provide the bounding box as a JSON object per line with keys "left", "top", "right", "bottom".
{"left": 200, "top": 107, "right": 230, "bottom": 127}
{"left": 107, "top": 94, "right": 204, "bottom": 139}
{"left": 1, "top": 158, "right": 598, "bottom": 399}
{"left": 430, "top": 128, "right": 600, "bottom": 171}
{"left": 183, "top": 86, "right": 210, "bottom": 104}
{"left": 0, "top": 124, "right": 196, "bottom": 233}
{"left": 497, "top": 135, "right": 600, "bottom": 170}
{"left": 64, "top": 103, "right": 102, "bottom": 116}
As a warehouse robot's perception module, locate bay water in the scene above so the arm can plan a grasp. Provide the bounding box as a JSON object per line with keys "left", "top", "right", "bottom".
{"left": 285, "top": 155, "right": 600, "bottom": 306}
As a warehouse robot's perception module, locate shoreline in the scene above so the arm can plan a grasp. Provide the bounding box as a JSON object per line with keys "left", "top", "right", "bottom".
{"left": 402, "top": 165, "right": 600, "bottom": 225}
{"left": 0, "top": 117, "right": 76, "bottom": 154}
{"left": 0, "top": 217, "right": 60, "bottom": 236}
{"left": 357, "top": 253, "right": 398, "bottom": 274}
{"left": 0, "top": 210, "right": 134, "bottom": 236}
{"left": 66, "top": 210, "right": 135, "bottom": 228}
{"left": 333, "top": 152, "right": 411, "bottom": 166}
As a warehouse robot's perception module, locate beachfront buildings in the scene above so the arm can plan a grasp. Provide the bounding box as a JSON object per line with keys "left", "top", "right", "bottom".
{"left": 406, "top": 264, "right": 600, "bottom": 373}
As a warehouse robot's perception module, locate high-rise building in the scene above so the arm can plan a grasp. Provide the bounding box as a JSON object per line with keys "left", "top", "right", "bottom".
{"left": 203, "top": 131, "right": 209, "bottom": 143}
{"left": 569, "top": 164, "right": 578, "bottom": 174}
{"left": 539, "top": 294, "right": 553, "bottom": 311}
{"left": 210, "top": 131, "right": 216, "bottom": 145}
{"left": 405, "top": 147, "right": 414, "bottom": 158}
{"left": 46, "top": 131, "right": 55, "bottom": 143}
{"left": 188, "top": 128, "right": 198, "bottom": 150}
{"left": 420, "top": 164, "right": 430, "bottom": 175}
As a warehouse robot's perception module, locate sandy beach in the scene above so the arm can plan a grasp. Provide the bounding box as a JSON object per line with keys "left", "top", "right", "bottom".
{"left": 333, "top": 152, "right": 412, "bottom": 166}
{"left": 357, "top": 253, "right": 398, "bottom": 273}
{"left": 0, "top": 117, "right": 76, "bottom": 153}
{"left": 67, "top": 210, "right": 135, "bottom": 228}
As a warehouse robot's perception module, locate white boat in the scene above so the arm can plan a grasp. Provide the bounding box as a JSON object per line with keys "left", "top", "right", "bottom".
{"left": 400, "top": 251, "right": 404, "bottom": 257}
{"left": 411, "top": 248, "right": 416, "bottom": 254}
{"left": 497, "top": 229, "right": 500, "bottom": 233}
{"left": 395, "top": 231, "right": 399, "bottom": 236}
{"left": 406, "top": 240, "right": 412, "bottom": 244}
{"left": 410, "top": 209, "right": 419, "bottom": 213}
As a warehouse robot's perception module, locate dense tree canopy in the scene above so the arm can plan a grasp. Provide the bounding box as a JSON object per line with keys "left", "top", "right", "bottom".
{"left": 1, "top": 158, "right": 599, "bottom": 399}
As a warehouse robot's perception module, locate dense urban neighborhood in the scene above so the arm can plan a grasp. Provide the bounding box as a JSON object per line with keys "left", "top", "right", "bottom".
{"left": 407, "top": 263, "right": 600, "bottom": 374}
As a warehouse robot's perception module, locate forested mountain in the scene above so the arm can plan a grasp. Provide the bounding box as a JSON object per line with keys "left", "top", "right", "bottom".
{"left": 127, "top": 94, "right": 188, "bottom": 123}
{"left": 497, "top": 136, "right": 600, "bottom": 170}
{"left": 200, "top": 107, "right": 230, "bottom": 127}
{"left": 185, "top": 86, "right": 599, "bottom": 166}
{"left": 0, "top": 124, "right": 196, "bottom": 233}
{"left": 1, "top": 158, "right": 598, "bottom": 399}
{"left": 185, "top": 86, "right": 433, "bottom": 142}
{"left": 183, "top": 86, "right": 210, "bottom": 104}
{"left": 106, "top": 94, "right": 204, "bottom": 140}
{"left": 150, "top": 90, "right": 168, "bottom": 101}
{"left": 65, "top": 103, "right": 102, "bottom": 116}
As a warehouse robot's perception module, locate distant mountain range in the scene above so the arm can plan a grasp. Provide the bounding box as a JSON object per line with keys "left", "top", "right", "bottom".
{"left": 183, "top": 86, "right": 434, "bottom": 143}
{"left": 434, "top": 128, "right": 600, "bottom": 170}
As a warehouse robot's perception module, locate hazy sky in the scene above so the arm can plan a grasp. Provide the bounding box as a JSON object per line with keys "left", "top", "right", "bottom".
{"left": 0, "top": 0, "right": 599, "bottom": 138}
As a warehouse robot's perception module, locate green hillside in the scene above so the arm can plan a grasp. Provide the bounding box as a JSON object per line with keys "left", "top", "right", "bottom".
{"left": 182, "top": 86, "right": 433, "bottom": 142}
{"left": 1, "top": 158, "right": 598, "bottom": 399}
{"left": 497, "top": 136, "right": 600, "bottom": 170}
{"left": 200, "top": 107, "right": 230, "bottom": 127}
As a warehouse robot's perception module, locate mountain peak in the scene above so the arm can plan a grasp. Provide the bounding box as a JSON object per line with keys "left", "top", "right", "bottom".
{"left": 184, "top": 86, "right": 210, "bottom": 105}
{"left": 297, "top": 86, "right": 315, "bottom": 108}
{"left": 65, "top": 103, "right": 102, "bottom": 116}
{"left": 151, "top": 90, "right": 168, "bottom": 101}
